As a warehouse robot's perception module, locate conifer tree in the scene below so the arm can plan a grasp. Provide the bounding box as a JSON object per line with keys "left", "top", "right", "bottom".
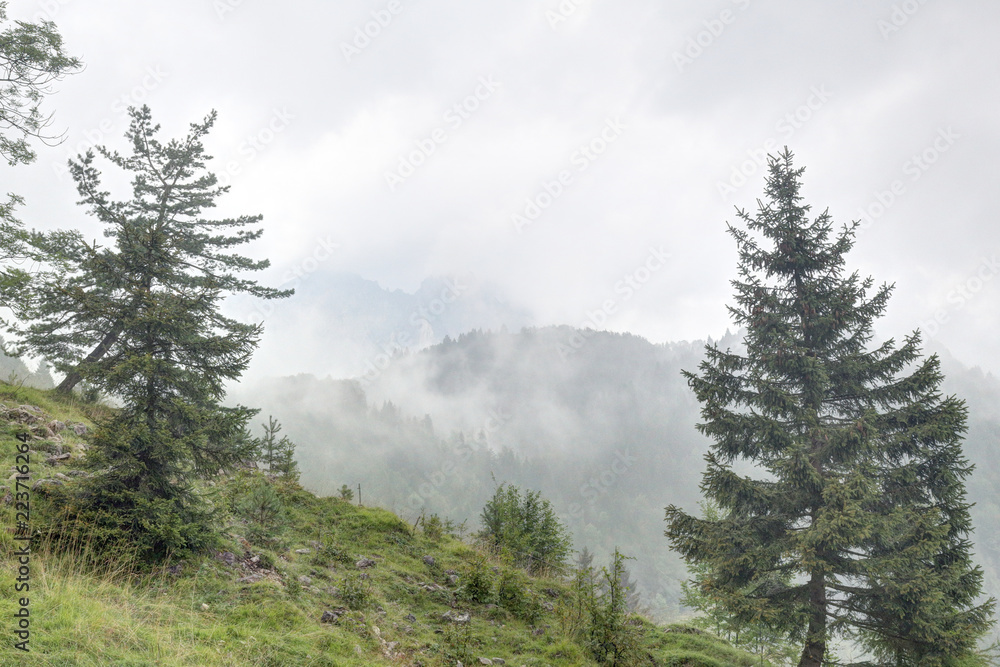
{"left": 258, "top": 415, "right": 299, "bottom": 481}
{"left": 26, "top": 106, "right": 289, "bottom": 558}
{"left": 665, "top": 149, "right": 994, "bottom": 666}
{"left": 16, "top": 105, "right": 290, "bottom": 392}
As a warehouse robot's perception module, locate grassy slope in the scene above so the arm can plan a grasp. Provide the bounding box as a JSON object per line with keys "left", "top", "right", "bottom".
{"left": 1, "top": 386, "right": 766, "bottom": 666}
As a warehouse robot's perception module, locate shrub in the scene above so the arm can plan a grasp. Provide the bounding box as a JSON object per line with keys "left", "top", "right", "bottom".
{"left": 421, "top": 512, "right": 444, "bottom": 541}
{"left": 236, "top": 478, "right": 285, "bottom": 545}
{"left": 460, "top": 555, "right": 494, "bottom": 604}
{"left": 478, "top": 483, "right": 571, "bottom": 574}
{"left": 585, "top": 549, "right": 646, "bottom": 666}
{"left": 497, "top": 567, "right": 543, "bottom": 624}
{"left": 339, "top": 573, "right": 373, "bottom": 610}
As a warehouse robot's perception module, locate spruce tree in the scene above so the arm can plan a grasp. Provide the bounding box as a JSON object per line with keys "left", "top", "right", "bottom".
{"left": 16, "top": 105, "right": 290, "bottom": 392}
{"left": 664, "top": 149, "right": 994, "bottom": 666}
{"left": 258, "top": 415, "right": 299, "bottom": 481}
{"left": 26, "top": 106, "right": 289, "bottom": 559}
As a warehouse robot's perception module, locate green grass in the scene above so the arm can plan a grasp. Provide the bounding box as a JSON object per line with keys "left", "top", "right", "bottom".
{"left": 1, "top": 386, "right": 769, "bottom": 666}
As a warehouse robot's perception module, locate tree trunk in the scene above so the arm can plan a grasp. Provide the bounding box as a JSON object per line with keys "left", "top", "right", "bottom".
{"left": 798, "top": 570, "right": 827, "bottom": 666}
{"left": 55, "top": 325, "right": 122, "bottom": 394}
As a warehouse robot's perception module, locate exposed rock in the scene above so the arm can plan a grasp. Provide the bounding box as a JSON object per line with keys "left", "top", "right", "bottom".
{"left": 31, "top": 478, "right": 64, "bottom": 491}
{"left": 45, "top": 453, "right": 71, "bottom": 465}
{"left": 442, "top": 610, "right": 471, "bottom": 623}
{"left": 48, "top": 420, "right": 66, "bottom": 433}
{"left": 447, "top": 574, "right": 460, "bottom": 586}
{"left": 237, "top": 574, "right": 262, "bottom": 584}
{"left": 406, "top": 614, "right": 416, "bottom": 622}
{"left": 294, "top": 548, "right": 312, "bottom": 554}
{"left": 356, "top": 557, "right": 376, "bottom": 569}
{"left": 321, "top": 608, "right": 347, "bottom": 623}
{"left": 422, "top": 555, "right": 435, "bottom": 566}
{"left": 71, "top": 422, "right": 89, "bottom": 436}
{"left": 478, "top": 659, "right": 493, "bottom": 665}
{"left": 298, "top": 575, "right": 313, "bottom": 585}
{"left": 215, "top": 551, "right": 237, "bottom": 566}
{"left": 54, "top": 472, "right": 70, "bottom": 481}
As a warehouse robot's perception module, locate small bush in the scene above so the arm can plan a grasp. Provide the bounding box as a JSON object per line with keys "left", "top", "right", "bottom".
{"left": 440, "top": 619, "right": 476, "bottom": 664}
{"left": 236, "top": 479, "right": 285, "bottom": 545}
{"left": 497, "top": 567, "right": 543, "bottom": 624}
{"left": 339, "top": 573, "right": 373, "bottom": 610}
{"left": 460, "top": 556, "right": 494, "bottom": 604}
{"left": 421, "top": 512, "right": 444, "bottom": 541}
{"left": 585, "top": 549, "right": 646, "bottom": 666}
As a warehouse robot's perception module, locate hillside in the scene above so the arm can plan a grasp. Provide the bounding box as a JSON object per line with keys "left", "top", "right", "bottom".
{"left": 1, "top": 384, "right": 768, "bottom": 666}
{"left": 231, "top": 326, "right": 1000, "bottom": 624}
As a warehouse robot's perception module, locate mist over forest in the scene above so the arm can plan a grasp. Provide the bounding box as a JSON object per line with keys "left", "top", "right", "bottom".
{"left": 231, "top": 320, "right": 1000, "bottom": 623}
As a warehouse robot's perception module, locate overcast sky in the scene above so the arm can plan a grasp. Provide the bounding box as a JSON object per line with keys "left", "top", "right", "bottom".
{"left": 6, "top": 0, "right": 1000, "bottom": 378}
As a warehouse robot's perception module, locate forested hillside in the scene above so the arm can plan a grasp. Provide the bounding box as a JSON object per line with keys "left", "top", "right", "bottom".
{"left": 234, "top": 325, "right": 1000, "bottom": 625}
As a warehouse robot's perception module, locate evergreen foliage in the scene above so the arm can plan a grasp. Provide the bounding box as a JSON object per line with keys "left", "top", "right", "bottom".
{"left": 0, "top": 1, "right": 80, "bottom": 165}
{"left": 24, "top": 106, "right": 289, "bottom": 559}
{"left": 585, "top": 549, "right": 647, "bottom": 666}
{"left": 0, "top": 1, "right": 80, "bottom": 311}
{"left": 680, "top": 502, "right": 799, "bottom": 664}
{"left": 665, "top": 149, "right": 995, "bottom": 665}
{"left": 15, "top": 104, "right": 291, "bottom": 393}
{"left": 257, "top": 414, "right": 299, "bottom": 480}
{"left": 479, "top": 482, "right": 572, "bottom": 574}
{"left": 236, "top": 478, "right": 286, "bottom": 545}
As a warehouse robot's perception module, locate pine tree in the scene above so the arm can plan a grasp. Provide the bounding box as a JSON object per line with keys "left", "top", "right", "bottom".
{"left": 664, "top": 149, "right": 994, "bottom": 666}
{"left": 28, "top": 106, "right": 288, "bottom": 559}
{"left": 16, "top": 104, "right": 290, "bottom": 393}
